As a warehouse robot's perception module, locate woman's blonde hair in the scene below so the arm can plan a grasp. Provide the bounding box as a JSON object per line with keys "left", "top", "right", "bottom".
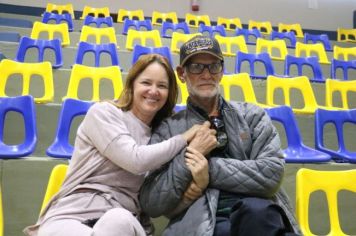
{"left": 114, "top": 54, "right": 178, "bottom": 128}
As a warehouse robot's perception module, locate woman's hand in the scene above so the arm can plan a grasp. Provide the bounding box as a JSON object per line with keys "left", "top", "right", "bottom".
{"left": 185, "top": 147, "right": 209, "bottom": 190}
{"left": 183, "top": 181, "right": 204, "bottom": 201}
{"left": 188, "top": 124, "right": 217, "bottom": 156}
{"left": 181, "top": 121, "right": 211, "bottom": 143}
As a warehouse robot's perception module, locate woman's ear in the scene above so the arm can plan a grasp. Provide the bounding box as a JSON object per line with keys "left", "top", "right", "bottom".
{"left": 176, "top": 66, "right": 186, "bottom": 83}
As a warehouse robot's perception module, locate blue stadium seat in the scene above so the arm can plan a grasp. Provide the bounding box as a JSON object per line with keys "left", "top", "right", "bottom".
{"left": 42, "top": 12, "right": 73, "bottom": 32}
{"left": 83, "top": 15, "right": 113, "bottom": 28}
{"left": 161, "top": 22, "right": 190, "bottom": 38}
{"left": 284, "top": 55, "right": 325, "bottom": 83}
{"left": 235, "top": 51, "right": 275, "bottom": 79}
{"left": 235, "top": 28, "right": 261, "bottom": 45}
{"left": 122, "top": 19, "right": 153, "bottom": 35}
{"left": 270, "top": 31, "right": 297, "bottom": 48}
{"left": 198, "top": 24, "right": 226, "bottom": 37}
{"left": 304, "top": 33, "right": 332, "bottom": 51}
{"left": 330, "top": 59, "right": 356, "bottom": 80}
{"left": 131, "top": 44, "right": 173, "bottom": 66}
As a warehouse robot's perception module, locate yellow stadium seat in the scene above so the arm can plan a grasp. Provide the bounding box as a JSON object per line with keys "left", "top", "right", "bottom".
{"left": 256, "top": 38, "right": 288, "bottom": 61}
{"left": 248, "top": 20, "right": 273, "bottom": 35}
{"left": 185, "top": 13, "right": 211, "bottom": 28}
{"left": 152, "top": 11, "right": 178, "bottom": 25}
{"left": 266, "top": 75, "right": 332, "bottom": 115}
{"left": 80, "top": 6, "right": 110, "bottom": 19}
{"left": 217, "top": 17, "right": 242, "bottom": 31}
{"left": 31, "top": 21, "right": 70, "bottom": 46}
{"left": 117, "top": 9, "right": 144, "bottom": 23}
{"left": 125, "top": 29, "right": 162, "bottom": 51}
{"left": 325, "top": 79, "right": 356, "bottom": 110}
{"left": 63, "top": 64, "right": 123, "bottom": 102}
{"left": 278, "top": 23, "right": 304, "bottom": 38}
{"left": 45, "top": 3, "right": 74, "bottom": 18}
{"left": 333, "top": 45, "right": 356, "bottom": 61}
{"left": 215, "top": 35, "right": 248, "bottom": 57}
{"left": 220, "top": 73, "right": 268, "bottom": 108}
{"left": 296, "top": 168, "right": 356, "bottom": 236}
{"left": 295, "top": 42, "right": 330, "bottom": 64}
{"left": 79, "top": 25, "right": 117, "bottom": 45}
{"left": 170, "top": 32, "right": 202, "bottom": 53}
{"left": 175, "top": 72, "right": 189, "bottom": 105}
{"left": 40, "top": 164, "right": 68, "bottom": 214}
{"left": 337, "top": 28, "right": 356, "bottom": 43}
{"left": 0, "top": 59, "right": 54, "bottom": 103}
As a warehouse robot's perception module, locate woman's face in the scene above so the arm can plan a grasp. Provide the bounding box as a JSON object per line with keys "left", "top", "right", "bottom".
{"left": 131, "top": 62, "right": 170, "bottom": 125}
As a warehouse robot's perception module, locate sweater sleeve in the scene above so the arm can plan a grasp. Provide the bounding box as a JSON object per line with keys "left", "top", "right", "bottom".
{"left": 80, "top": 102, "right": 187, "bottom": 175}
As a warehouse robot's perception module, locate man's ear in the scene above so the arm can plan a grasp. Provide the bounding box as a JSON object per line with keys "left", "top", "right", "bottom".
{"left": 176, "top": 66, "right": 186, "bottom": 83}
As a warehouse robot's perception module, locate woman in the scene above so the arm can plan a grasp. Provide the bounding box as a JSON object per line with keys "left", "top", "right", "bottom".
{"left": 24, "top": 54, "right": 216, "bottom": 236}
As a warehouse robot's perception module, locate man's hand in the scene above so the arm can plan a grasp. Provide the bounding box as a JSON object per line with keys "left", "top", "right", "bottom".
{"left": 185, "top": 147, "right": 209, "bottom": 189}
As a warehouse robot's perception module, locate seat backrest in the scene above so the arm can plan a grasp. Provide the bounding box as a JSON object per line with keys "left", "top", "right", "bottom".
{"left": 215, "top": 35, "right": 248, "bottom": 56}
{"left": 270, "top": 30, "right": 297, "bottom": 48}
{"left": 40, "top": 164, "right": 69, "bottom": 214}
{"left": 170, "top": 32, "right": 202, "bottom": 53}
{"left": 175, "top": 72, "right": 189, "bottom": 106}
{"left": 198, "top": 25, "right": 226, "bottom": 37}
{"left": 75, "top": 41, "right": 120, "bottom": 67}
{"left": 125, "top": 29, "right": 162, "bottom": 50}
{"left": 63, "top": 64, "right": 123, "bottom": 101}
{"left": 83, "top": 15, "right": 113, "bottom": 28}
{"left": 0, "top": 95, "right": 37, "bottom": 158}
{"left": 235, "top": 51, "right": 275, "bottom": 79}
{"left": 46, "top": 99, "right": 93, "bottom": 158}
{"left": 117, "top": 9, "right": 144, "bottom": 23}
{"left": 278, "top": 23, "right": 304, "bottom": 38}
{"left": 31, "top": 21, "right": 70, "bottom": 46}
{"left": 235, "top": 28, "right": 261, "bottom": 44}
{"left": 330, "top": 59, "right": 356, "bottom": 80}
{"left": 325, "top": 78, "right": 356, "bottom": 109}
{"left": 185, "top": 13, "right": 211, "bottom": 27}
{"left": 122, "top": 19, "right": 153, "bottom": 35}
{"left": 284, "top": 55, "right": 324, "bottom": 83}
{"left": 295, "top": 42, "right": 330, "bottom": 64}
{"left": 152, "top": 11, "right": 178, "bottom": 25}
{"left": 0, "top": 59, "right": 54, "bottom": 103}
{"left": 45, "top": 3, "right": 74, "bottom": 18}
{"left": 217, "top": 17, "right": 242, "bottom": 31}
{"left": 42, "top": 12, "right": 73, "bottom": 32}
{"left": 296, "top": 168, "right": 356, "bottom": 235}
{"left": 161, "top": 22, "right": 190, "bottom": 38}
{"left": 131, "top": 45, "right": 173, "bottom": 66}
{"left": 303, "top": 33, "right": 332, "bottom": 51}
{"left": 79, "top": 25, "right": 117, "bottom": 45}
{"left": 337, "top": 28, "right": 356, "bottom": 43}
{"left": 80, "top": 6, "right": 110, "bottom": 19}
{"left": 333, "top": 45, "right": 356, "bottom": 61}
{"left": 15, "top": 36, "right": 63, "bottom": 68}
{"left": 256, "top": 38, "right": 288, "bottom": 61}
{"left": 248, "top": 20, "right": 273, "bottom": 35}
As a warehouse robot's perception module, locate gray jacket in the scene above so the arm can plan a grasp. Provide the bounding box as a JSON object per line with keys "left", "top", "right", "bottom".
{"left": 140, "top": 99, "right": 300, "bottom": 236}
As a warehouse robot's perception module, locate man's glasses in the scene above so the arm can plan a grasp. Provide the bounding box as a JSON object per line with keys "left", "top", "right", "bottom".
{"left": 209, "top": 116, "right": 228, "bottom": 149}
{"left": 186, "top": 62, "right": 223, "bottom": 74}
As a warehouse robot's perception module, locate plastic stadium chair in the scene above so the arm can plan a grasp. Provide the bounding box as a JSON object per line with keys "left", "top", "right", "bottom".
{"left": 83, "top": 15, "right": 113, "bottom": 28}
{"left": 198, "top": 25, "right": 226, "bottom": 37}
{"left": 125, "top": 29, "right": 162, "bottom": 51}
{"left": 220, "top": 73, "right": 267, "bottom": 108}
{"left": 63, "top": 64, "right": 123, "bottom": 102}
{"left": 217, "top": 17, "right": 242, "bottom": 31}
{"left": 303, "top": 33, "right": 332, "bottom": 52}
{"left": 0, "top": 17, "right": 32, "bottom": 28}
{"left": 0, "top": 32, "right": 21, "bottom": 42}
{"left": 315, "top": 109, "right": 356, "bottom": 163}
{"left": 0, "top": 95, "right": 37, "bottom": 158}
{"left": 46, "top": 99, "right": 93, "bottom": 159}
{"left": 79, "top": 25, "right": 117, "bottom": 45}
{"left": 248, "top": 20, "right": 273, "bottom": 35}
{"left": 175, "top": 72, "right": 189, "bottom": 106}
{"left": 0, "top": 60, "right": 54, "bottom": 103}
{"left": 122, "top": 19, "right": 153, "bottom": 35}
{"left": 215, "top": 35, "right": 248, "bottom": 57}
{"left": 161, "top": 22, "right": 190, "bottom": 38}
{"left": 337, "top": 28, "right": 356, "bottom": 43}
{"left": 325, "top": 79, "right": 356, "bottom": 110}
{"left": 80, "top": 6, "right": 110, "bottom": 19}
{"left": 131, "top": 45, "right": 173, "bottom": 66}
{"left": 42, "top": 12, "right": 73, "bottom": 32}
{"left": 278, "top": 23, "right": 304, "bottom": 38}
{"left": 333, "top": 45, "right": 356, "bottom": 61}
{"left": 40, "top": 164, "right": 68, "bottom": 214}
{"left": 295, "top": 42, "right": 330, "bottom": 64}
{"left": 117, "top": 9, "right": 144, "bottom": 23}
{"left": 185, "top": 13, "right": 211, "bottom": 28}
{"left": 45, "top": 3, "right": 74, "bottom": 19}
{"left": 174, "top": 105, "right": 186, "bottom": 113}
{"left": 296, "top": 168, "right": 356, "bottom": 235}
{"left": 256, "top": 38, "right": 288, "bottom": 61}
{"left": 75, "top": 42, "right": 120, "bottom": 68}
{"left": 265, "top": 106, "right": 331, "bottom": 163}
{"left": 270, "top": 31, "right": 297, "bottom": 48}
{"left": 266, "top": 75, "right": 331, "bottom": 114}
{"left": 330, "top": 59, "right": 356, "bottom": 80}
{"left": 235, "top": 51, "right": 275, "bottom": 79}
{"left": 235, "top": 28, "right": 261, "bottom": 45}
{"left": 152, "top": 11, "right": 178, "bottom": 25}
{"left": 284, "top": 55, "right": 325, "bottom": 83}
{"left": 170, "top": 32, "right": 202, "bottom": 53}
{"left": 31, "top": 21, "right": 70, "bottom": 46}
{"left": 15, "top": 36, "right": 63, "bottom": 69}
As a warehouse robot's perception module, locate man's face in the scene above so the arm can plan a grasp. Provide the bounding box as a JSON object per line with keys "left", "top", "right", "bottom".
{"left": 178, "top": 53, "right": 223, "bottom": 102}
